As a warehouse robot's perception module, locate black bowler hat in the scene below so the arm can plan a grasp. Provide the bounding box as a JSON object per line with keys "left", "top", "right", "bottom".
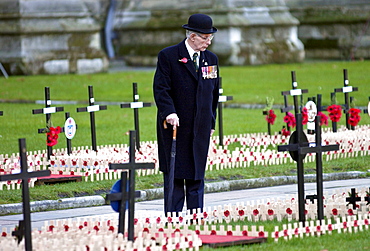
{"left": 182, "top": 13, "right": 218, "bottom": 34}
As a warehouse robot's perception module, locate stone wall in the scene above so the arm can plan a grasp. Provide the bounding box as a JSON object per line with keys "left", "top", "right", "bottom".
{"left": 286, "top": 0, "right": 370, "bottom": 60}
{"left": 2, "top": 0, "right": 369, "bottom": 75}
{"left": 113, "top": 0, "right": 305, "bottom": 66}
{"left": 0, "top": 0, "right": 109, "bottom": 75}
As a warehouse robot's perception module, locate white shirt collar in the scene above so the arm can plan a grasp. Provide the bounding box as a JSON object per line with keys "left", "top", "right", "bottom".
{"left": 185, "top": 39, "right": 200, "bottom": 66}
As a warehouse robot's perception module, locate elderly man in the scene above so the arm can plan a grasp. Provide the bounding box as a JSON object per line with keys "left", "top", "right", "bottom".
{"left": 153, "top": 13, "right": 219, "bottom": 215}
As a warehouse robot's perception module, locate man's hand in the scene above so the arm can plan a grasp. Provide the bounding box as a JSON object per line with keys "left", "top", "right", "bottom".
{"left": 210, "top": 129, "right": 215, "bottom": 136}
{"left": 166, "top": 113, "right": 179, "bottom": 129}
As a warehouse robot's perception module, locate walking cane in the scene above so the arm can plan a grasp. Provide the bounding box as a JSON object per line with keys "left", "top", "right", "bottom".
{"left": 163, "top": 120, "right": 177, "bottom": 214}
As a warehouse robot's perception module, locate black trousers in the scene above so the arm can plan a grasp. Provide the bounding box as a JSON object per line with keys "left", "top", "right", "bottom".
{"left": 163, "top": 173, "right": 204, "bottom": 215}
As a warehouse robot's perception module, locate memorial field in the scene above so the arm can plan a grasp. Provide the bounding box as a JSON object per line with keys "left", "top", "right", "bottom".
{"left": 0, "top": 60, "right": 370, "bottom": 250}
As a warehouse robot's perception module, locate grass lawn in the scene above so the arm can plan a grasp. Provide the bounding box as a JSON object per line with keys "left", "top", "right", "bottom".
{"left": 0, "top": 60, "right": 369, "bottom": 154}
{"left": 0, "top": 60, "right": 370, "bottom": 249}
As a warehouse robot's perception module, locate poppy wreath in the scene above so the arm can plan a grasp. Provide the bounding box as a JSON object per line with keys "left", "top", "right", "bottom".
{"left": 301, "top": 107, "right": 308, "bottom": 125}
{"left": 317, "top": 111, "right": 329, "bottom": 126}
{"left": 283, "top": 112, "right": 296, "bottom": 128}
{"left": 348, "top": 108, "right": 361, "bottom": 127}
{"left": 281, "top": 127, "right": 290, "bottom": 136}
{"left": 47, "top": 126, "right": 61, "bottom": 147}
{"left": 265, "top": 109, "right": 277, "bottom": 125}
{"left": 326, "top": 104, "right": 342, "bottom": 122}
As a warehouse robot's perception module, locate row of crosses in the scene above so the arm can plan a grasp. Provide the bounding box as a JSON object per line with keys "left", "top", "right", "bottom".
{"left": 278, "top": 69, "right": 361, "bottom": 134}
{"left": 31, "top": 81, "right": 234, "bottom": 157}
{"left": 32, "top": 84, "right": 151, "bottom": 158}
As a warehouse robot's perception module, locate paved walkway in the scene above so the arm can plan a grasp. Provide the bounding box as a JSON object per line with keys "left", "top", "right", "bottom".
{"left": 1, "top": 177, "right": 369, "bottom": 232}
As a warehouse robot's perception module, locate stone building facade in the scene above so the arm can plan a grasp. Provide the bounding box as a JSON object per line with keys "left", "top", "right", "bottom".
{"left": 0, "top": 0, "right": 110, "bottom": 75}
{"left": 113, "top": 0, "right": 305, "bottom": 66}
{"left": 285, "top": 0, "right": 370, "bottom": 60}
{"left": 0, "top": 0, "right": 369, "bottom": 75}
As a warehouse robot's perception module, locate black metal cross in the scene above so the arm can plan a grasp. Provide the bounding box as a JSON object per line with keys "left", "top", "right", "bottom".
{"left": 278, "top": 114, "right": 308, "bottom": 223}
{"left": 334, "top": 69, "right": 359, "bottom": 130}
{"left": 32, "top": 87, "right": 64, "bottom": 159}
{"left": 346, "top": 188, "right": 362, "bottom": 210}
{"left": 281, "top": 71, "right": 309, "bottom": 115}
{"left": 280, "top": 71, "right": 308, "bottom": 134}
{"left": 109, "top": 130, "right": 155, "bottom": 241}
{"left": 120, "top": 82, "right": 151, "bottom": 150}
{"left": 306, "top": 194, "right": 318, "bottom": 204}
{"left": 262, "top": 97, "right": 275, "bottom": 135}
{"left": 218, "top": 77, "right": 233, "bottom": 146}
{"left": 61, "top": 112, "right": 78, "bottom": 155}
{"left": 300, "top": 116, "right": 339, "bottom": 222}
{"left": 365, "top": 187, "right": 370, "bottom": 205}
{"left": 106, "top": 172, "right": 141, "bottom": 235}
{"left": 77, "top": 85, "right": 107, "bottom": 151}
{"left": 280, "top": 94, "right": 294, "bottom": 131}
{"left": 262, "top": 111, "right": 271, "bottom": 135}
{"left": 277, "top": 72, "right": 310, "bottom": 223}
{"left": 0, "top": 138, "right": 51, "bottom": 251}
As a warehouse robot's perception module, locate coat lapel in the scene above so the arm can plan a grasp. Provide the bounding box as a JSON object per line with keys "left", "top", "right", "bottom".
{"left": 178, "top": 40, "right": 198, "bottom": 80}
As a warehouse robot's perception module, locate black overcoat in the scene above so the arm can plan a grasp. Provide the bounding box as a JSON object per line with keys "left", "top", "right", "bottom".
{"left": 153, "top": 39, "right": 219, "bottom": 180}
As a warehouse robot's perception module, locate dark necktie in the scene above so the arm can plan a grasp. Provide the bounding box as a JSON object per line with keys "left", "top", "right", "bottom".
{"left": 193, "top": 52, "right": 198, "bottom": 72}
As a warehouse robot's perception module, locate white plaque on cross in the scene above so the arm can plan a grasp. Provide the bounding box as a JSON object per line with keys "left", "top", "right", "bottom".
{"left": 64, "top": 117, "right": 77, "bottom": 139}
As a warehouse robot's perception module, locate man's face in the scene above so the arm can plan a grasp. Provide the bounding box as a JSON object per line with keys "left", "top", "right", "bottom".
{"left": 190, "top": 33, "right": 214, "bottom": 52}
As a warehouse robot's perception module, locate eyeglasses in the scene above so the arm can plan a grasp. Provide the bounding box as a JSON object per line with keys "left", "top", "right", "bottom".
{"left": 195, "top": 33, "right": 214, "bottom": 41}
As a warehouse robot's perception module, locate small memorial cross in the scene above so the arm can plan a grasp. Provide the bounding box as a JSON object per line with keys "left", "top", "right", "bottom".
{"left": 32, "top": 87, "right": 64, "bottom": 159}
{"left": 346, "top": 188, "right": 361, "bottom": 210}
{"left": 334, "top": 69, "right": 358, "bottom": 130}
{"left": 76, "top": 85, "right": 107, "bottom": 151}
{"left": 109, "top": 130, "right": 155, "bottom": 241}
{"left": 300, "top": 116, "right": 339, "bottom": 221}
{"left": 120, "top": 82, "right": 151, "bottom": 150}
{"left": 0, "top": 138, "right": 51, "bottom": 251}
{"left": 218, "top": 77, "right": 233, "bottom": 146}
